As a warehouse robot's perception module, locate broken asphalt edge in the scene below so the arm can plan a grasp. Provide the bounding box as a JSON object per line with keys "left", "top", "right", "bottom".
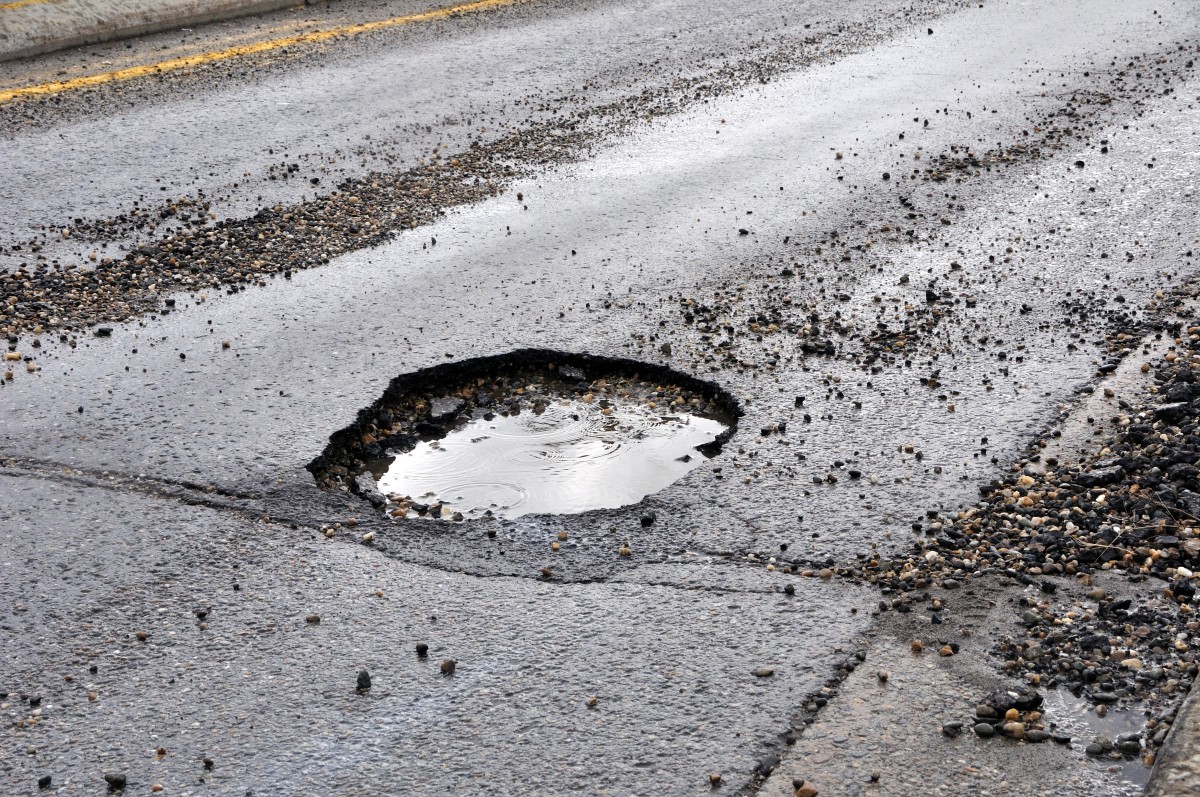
{"left": 1148, "top": 684, "right": 1200, "bottom": 796}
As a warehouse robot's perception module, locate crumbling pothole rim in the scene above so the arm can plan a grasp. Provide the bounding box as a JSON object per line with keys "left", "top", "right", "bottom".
{"left": 307, "top": 348, "right": 743, "bottom": 515}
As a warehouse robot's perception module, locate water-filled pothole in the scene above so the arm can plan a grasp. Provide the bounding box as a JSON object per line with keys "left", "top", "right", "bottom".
{"left": 308, "top": 349, "right": 740, "bottom": 520}
{"left": 1042, "top": 689, "right": 1152, "bottom": 791}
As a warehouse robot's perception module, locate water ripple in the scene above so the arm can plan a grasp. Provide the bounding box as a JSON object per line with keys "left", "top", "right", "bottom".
{"left": 377, "top": 400, "right": 727, "bottom": 519}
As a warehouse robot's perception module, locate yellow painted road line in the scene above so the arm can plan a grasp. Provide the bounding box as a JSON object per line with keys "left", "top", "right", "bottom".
{"left": 0, "top": 0, "right": 56, "bottom": 11}
{"left": 0, "top": 0, "right": 524, "bottom": 105}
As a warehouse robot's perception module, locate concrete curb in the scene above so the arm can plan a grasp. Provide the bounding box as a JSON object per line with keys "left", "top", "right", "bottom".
{"left": 0, "top": 0, "right": 319, "bottom": 63}
{"left": 1147, "top": 685, "right": 1200, "bottom": 796}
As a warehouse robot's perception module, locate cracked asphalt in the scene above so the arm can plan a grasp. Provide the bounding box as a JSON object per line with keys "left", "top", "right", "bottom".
{"left": 3, "top": 0, "right": 1200, "bottom": 794}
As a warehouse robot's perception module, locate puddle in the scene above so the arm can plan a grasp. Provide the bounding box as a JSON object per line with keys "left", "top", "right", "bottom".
{"left": 373, "top": 398, "right": 727, "bottom": 519}
{"left": 1043, "top": 688, "right": 1152, "bottom": 791}
{"left": 308, "top": 349, "right": 741, "bottom": 520}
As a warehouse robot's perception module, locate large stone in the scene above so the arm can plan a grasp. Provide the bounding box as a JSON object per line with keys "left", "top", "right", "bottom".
{"left": 429, "top": 396, "right": 466, "bottom": 420}
{"left": 1076, "top": 464, "right": 1124, "bottom": 488}
{"left": 353, "top": 472, "right": 387, "bottom": 507}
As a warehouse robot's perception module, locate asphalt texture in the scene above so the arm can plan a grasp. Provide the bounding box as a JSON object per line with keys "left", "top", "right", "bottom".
{"left": 3, "top": 0, "right": 1200, "bottom": 794}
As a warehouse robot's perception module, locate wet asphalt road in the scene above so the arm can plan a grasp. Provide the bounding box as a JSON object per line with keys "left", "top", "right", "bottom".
{"left": 2, "top": 0, "right": 1200, "bottom": 794}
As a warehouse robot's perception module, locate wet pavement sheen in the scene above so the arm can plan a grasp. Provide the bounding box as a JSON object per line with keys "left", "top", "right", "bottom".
{"left": 2, "top": 0, "right": 1200, "bottom": 793}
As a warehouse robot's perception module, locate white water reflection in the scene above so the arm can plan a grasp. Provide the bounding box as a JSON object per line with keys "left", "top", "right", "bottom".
{"left": 376, "top": 399, "right": 727, "bottom": 519}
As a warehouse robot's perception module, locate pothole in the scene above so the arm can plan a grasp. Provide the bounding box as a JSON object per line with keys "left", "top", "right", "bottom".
{"left": 308, "top": 349, "right": 740, "bottom": 520}
{"left": 1042, "top": 689, "right": 1151, "bottom": 791}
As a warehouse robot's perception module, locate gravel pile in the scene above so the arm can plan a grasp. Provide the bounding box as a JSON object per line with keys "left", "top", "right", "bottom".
{"left": 833, "top": 306, "right": 1200, "bottom": 761}
{"left": 0, "top": 0, "right": 1055, "bottom": 343}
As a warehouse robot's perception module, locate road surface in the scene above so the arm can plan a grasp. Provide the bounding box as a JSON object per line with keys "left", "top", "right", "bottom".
{"left": 2, "top": 0, "right": 1200, "bottom": 794}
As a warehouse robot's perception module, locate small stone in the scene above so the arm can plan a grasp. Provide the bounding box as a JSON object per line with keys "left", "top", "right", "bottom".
{"left": 416, "top": 642, "right": 429, "bottom": 657}
{"left": 794, "top": 786, "right": 819, "bottom": 797}
{"left": 709, "top": 773, "right": 722, "bottom": 786}
{"left": 356, "top": 670, "right": 372, "bottom": 691}
{"left": 942, "top": 721, "right": 964, "bottom": 737}
{"left": 104, "top": 772, "right": 127, "bottom": 790}
{"left": 911, "top": 639, "right": 924, "bottom": 653}
{"left": 1087, "top": 588, "right": 1106, "bottom": 601}
{"left": 1025, "top": 730, "right": 1051, "bottom": 743}
{"left": 1004, "top": 708, "right": 1020, "bottom": 722}
{"left": 134, "top": 631, "right": 148, "bottom": 642}
{"left": 587, "top": 696, "right": 599, "bottom": 708}
{"left": 38, "top": 775, "right": 51, "bottom": 789}
{"left": 203, "top": 757, "right": 214, "bottom": 770}
{"left": 877, "top": 669, "right": 890, "bottom": 683}
{"left": 974, "top": 722, "right": 995, "bottom": 738}
{"left": 641, "top": 512, "right": 657, "bottom": 527}
{"left": 151, "top": 785, "right": 163, "bottom": 793}
{"left": 619, "top": 546, "right": 632, "bottom": 556}
{"left": 938, "top": 644, "right": 955, "bottom": 657}
{"left": 1002, "top": 722, "right": 1025, "bottom": 739}
{"left": 753, "top": 667, "right": 775, "bottom": 678}
{"left": 305, "top": 614, "right": 320, "bottom": 624}
{"left": 818, "top": 568, "right": 833, "bottom": 579}
{"left": 1085, "top": 742, "right": 1105, "bottom": 756}
{"left": 441, "top": 659, "right": 456, "bottom": 676}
